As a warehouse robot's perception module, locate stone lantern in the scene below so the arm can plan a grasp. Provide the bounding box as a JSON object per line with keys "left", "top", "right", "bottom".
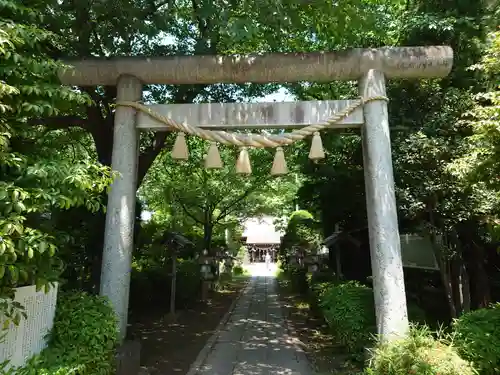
{"left": 199, "top": 249, "right": 215, "bottom": 280}
{"left": 288, "top": 254, "right": 299, "bottom": 266}
{"left": 224, "top": 254, "right": 235, "bottom": 268}
{"left": 304, "top": 254, "right": 320, "bottom": 273}
{"left": 287, "top": 246, "right": 302, "bottom": 268}
{"left": 221, "top": 252, "right": 235, "bottom": 274}
{"left": 198, "top": 249, "right": 215, "bottom": 301}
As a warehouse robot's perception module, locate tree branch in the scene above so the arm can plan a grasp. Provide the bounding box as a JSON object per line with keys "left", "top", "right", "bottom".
{"left": 137, "top": 132, "right": 170, "bottom": 187}
{"left": 29, "top": 115, "right": 88, "bottom": 130}
{"left": 214, "top": 185, "right": 260, "bottom": 223}
{"left": 175, "top": 199, "right": 205, "bottom": 225}
{"left": 166, "top": 183, "right": 207, "bottom": 224}
{"left": 136, "top": 83, "right": 206, "bottom": 188}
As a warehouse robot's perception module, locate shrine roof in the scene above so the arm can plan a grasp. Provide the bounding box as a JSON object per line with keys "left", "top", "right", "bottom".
{"left": 242, "top": 216, "right": 284, "bottom": 245}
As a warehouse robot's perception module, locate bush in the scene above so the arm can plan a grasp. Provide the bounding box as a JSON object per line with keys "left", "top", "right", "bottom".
{"left": 175, "top": 259, "right": 201, "bottom": 305}
{"left": 317, "top": 281, "right": 428, "bottom": 354}
{"left": 453, "top": 303, "right": 500, "bottom": 374}
{"left": 309, "top": 270, "right": 338, "bottom": 285}
{"left": 15, "top": 291, "right": 118, "bottom": 375}
{"left": 232, "top": 265, "right": 244, "bottom": 275}
{"left": 130, "top": 258, "right": 201, "bottom": 309}
{"left": 365, "top": 325, "right": 476, "bottom": 375}
{"left": 289, "top": 268, "right": 308, "bottom": 294}
{"left": 307, "top": 274, "right": 341, "bottom": 314}
{"left": 319, "top": 280, "right": 376, "bottom": 352}
{"left": 278, "top": 210, "right": 321, "bottom": 268}
{"left": 310, "top": 281, "right": 336, "bottom": 300}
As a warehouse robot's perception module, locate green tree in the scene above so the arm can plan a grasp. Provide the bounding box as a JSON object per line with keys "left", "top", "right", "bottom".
{"left": 448, "top": 31, "right": 500, "bottom": 242}
{"left": 278, "top": 210, "right": 322, "bottom": 267}
{"left": 0, "top": 1, "right": 113, "bottom": 320}
{"left": 140, "top": 139, "right": 298, "bottom": 252}
{"left": 294, "top": 0, "right": 494, "bottom": 317}
{"left": 449, "top": 31, "right": 500, "bottom": 193}
{"left": 25, "top": 0, "right": 400, "bottom": 288}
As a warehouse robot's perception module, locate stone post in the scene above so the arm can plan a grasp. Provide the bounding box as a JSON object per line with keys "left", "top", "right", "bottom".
{"left": 101, "top": 75, "right": 142, "bottom": 341}
{"left": 359, "top": 69, "right": 409, "bottom": 341}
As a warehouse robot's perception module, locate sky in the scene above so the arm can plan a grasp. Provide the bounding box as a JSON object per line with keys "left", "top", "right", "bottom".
{"left": 157, "top": 32, "right": 294, "bottom": 104}
{"left": 254, "top": 87, "right": 294, "bottom": 103}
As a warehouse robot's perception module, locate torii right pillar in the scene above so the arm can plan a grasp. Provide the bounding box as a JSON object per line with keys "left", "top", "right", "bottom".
{"left": 360, "top": 69, "right": 408, "bottom": 340}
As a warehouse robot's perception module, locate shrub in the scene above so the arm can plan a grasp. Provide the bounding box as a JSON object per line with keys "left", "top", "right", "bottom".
{"left": 278, "top": 210, "right": 321, "bottom": 268}
{"left": 319, "top": 280, "right": 376, "bottom": 352}
{"left": 453, "top": 303, "right": 500, "bottom": 375}
{"left": 232, "top": 265, "right": 244, "bottom": 275}
{"left": 317, "top": 281, "right": 428, "bottom": 354}
{"left": 15, "top": 291, "right": 118, "bottom": 375}
{"left": 310, "top": 281, "right": 335, "bottom": 300}
{"left": 309, "top": 270, "right": 338, "bottom": 285}
{"left": 365, "top": 325, "right": 476, "bottom": 375}
{"left": 307, "top": 272, "right": 340, "bottom": 300}
{"left": 289, "top": 268, "right": 308, "bottom": 294}
{"left": 175, "top": 259, "right": 201, "bottom": 305}
{"left": 130, "top": 258, "right": 201, "bottom": 309}
{"left": 308, "top": 279, "right": 338, "bottom": 315}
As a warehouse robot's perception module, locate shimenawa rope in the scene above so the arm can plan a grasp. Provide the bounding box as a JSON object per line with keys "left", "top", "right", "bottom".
{"left": 116, "top": 96, "right": 388, "bottom": 148}
{"left": 115, "top": 96, "right": 388, "bottom": 175}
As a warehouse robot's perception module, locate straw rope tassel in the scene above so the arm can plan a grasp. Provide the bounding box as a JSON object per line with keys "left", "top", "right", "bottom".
{"left": 171, "top": 132, "right": 189, "bottom": 160}
{"left": 271, "top": 147, "right": 287, "bottom": 175}
{"left": 236, "top": 147, "right": 252, "bottom": 174}
{"left": 309, "top": 131, "right": 325, "bottom": 161}
{"left": 205, "top": 141, "right": 223, "bottom": 169}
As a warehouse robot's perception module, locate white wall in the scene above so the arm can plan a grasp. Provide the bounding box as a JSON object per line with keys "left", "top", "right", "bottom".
{"left": 0, "top": 284, "right": 58, "bottom": 369}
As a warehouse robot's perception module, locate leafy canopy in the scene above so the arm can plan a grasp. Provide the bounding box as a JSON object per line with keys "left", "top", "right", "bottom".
{"left": 0, "top": 0, "right": 113, "bottom": 321}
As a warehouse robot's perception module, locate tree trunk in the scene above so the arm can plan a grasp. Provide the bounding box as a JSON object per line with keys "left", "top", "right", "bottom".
{"left": 441, "top": 257, "right": 458, "bottom": 319}
{"left": 170, "top": 252, "right": 177, "bottom": 316}
{"left": 203, "top": 222, "right": 213, "bottom": 255}
{"left": 428, "top": 205, "right": 457, "bottom": 319}
{"left": 468, "top": 242, "right": 491, "bottom": 308}
{"left": 457, "top": 219, "right": 491, "bottom": 309}
{"left": 89, "top": 209, "right": 107, "bottom": 293}
{"left": 335, "top": 244, "right": 342, "bottom": 279}
{"left": 449, "top": 229, "right": 471, "bottom": 316}
{"left": 450, "top": 256, "right": 471, "bottom": 317}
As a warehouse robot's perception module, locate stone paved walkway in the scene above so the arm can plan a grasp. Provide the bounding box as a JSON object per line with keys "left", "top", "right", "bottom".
{"left": 187, "top": 265, "right": 313, "bottom": 375}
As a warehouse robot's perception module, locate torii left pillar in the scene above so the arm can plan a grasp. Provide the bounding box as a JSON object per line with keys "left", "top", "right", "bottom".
{"left": 101, "top": 74, "right": 142, "bottom": 341}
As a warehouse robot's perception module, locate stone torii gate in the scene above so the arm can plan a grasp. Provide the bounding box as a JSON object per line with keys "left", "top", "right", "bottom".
{"left": 59, "top": 46, "right": 453, "bottom": 342}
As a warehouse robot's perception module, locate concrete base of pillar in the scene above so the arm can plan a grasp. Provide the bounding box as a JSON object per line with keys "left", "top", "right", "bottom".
{"left": 115, "top": 340, "right": 141, "bottom": 375}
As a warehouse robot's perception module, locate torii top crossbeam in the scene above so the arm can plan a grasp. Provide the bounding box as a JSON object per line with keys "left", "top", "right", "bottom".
{"left": 59, "top": 46, "right": 453, "bottom": 86}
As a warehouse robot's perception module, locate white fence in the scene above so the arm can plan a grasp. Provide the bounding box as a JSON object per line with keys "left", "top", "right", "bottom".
{"left": 0, "top": 284, "right": 58, "bottom": 369}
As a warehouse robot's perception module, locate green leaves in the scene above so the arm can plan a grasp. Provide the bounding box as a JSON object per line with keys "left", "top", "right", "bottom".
{"left": 453, "top": 303, "right": 500, "bottom": 374}
{"left": 278, "top": 210, "right": 322, "bottom": 267}
{"left": 15, "top": 292, "right": 119, "bottom": 375}
{"left": 140, "top": 140, "right": 298, "bottom": 248}
{"left": 0, "top": 0, "right": 114, "bottom": 324}
{"left": 317, "top": 280, "right": 376, "bottom": 353}
{"left": 367, "top": 325, "right": 476, "bottom": 375}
